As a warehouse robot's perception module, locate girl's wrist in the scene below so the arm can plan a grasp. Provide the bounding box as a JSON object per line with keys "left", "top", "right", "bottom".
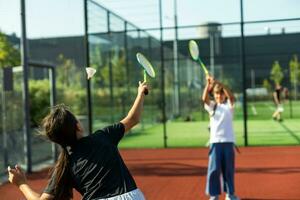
{"left": 138, "top": 91, "right": 145, "bottom": 96}
{"left": 18, "top": 182, "right": 27, "bottom": 189}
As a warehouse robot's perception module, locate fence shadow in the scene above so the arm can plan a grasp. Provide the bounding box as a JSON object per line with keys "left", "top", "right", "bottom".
{"left": 128, "top": 162, "right": 207, "bottom": 176}
{"left": 236, "top": 166, "right": 300, "bottom": 174}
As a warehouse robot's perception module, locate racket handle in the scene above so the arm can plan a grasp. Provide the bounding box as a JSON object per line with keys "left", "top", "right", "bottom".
{"left": 144, "top": 88, "right": 149, "bottom": 95}
{"left": 143, "top": 70, "right": 148, "bottom": 95}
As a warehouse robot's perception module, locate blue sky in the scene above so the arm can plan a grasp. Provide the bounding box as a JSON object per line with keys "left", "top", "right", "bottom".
{"left": 0, "top": 0, "right": 299, "bottom": 39}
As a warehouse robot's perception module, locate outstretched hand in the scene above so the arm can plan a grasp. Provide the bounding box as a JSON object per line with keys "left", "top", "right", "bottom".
{"left": 8, "top": 165, "right": 27, "bottom": 187}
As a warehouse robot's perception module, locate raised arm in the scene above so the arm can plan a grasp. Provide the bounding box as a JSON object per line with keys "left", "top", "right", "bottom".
{"left": 120, "top": 81, "right": 148, "bottom": 133}
{"left": 202, "top": 75, "right": 213, "bottom": 105}
{"left": 8, "top": 165, "right": 53, "bottom": 200}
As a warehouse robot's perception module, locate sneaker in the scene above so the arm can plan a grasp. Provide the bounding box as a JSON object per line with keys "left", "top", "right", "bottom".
{"left": 225, "top": 194, "right": 240, "bottom": 200}
{"left": 209, "top": 196, "right": 219, "bottom": 200}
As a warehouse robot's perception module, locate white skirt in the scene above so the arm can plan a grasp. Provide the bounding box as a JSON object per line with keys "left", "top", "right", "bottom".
{"left": 99, "top": 189, "right": 145, "bottom": 200}
{"left": 276, "top": 104, "right": 284, "bottom": 112}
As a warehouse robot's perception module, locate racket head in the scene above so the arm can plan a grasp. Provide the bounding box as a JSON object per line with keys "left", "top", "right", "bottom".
{"left": 86, "top": 67, "right": 97, "bottom": 79}
{"left": 136, "top": 53, "right": 156, "bottom": 78}
{"left": 188, "top": 40, "right": 199, "bottom": 60}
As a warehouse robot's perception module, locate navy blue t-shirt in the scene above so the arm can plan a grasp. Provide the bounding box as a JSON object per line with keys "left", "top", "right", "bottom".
{"left": 44, "top": 123, "right": 137, "bottom": 199}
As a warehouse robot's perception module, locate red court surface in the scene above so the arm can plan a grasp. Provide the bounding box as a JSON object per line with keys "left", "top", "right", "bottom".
{"left": 1, "top": 146, "right": 300, "bottom": 200}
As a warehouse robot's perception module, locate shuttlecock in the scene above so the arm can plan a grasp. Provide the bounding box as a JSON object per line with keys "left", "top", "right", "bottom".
{"left": 86, "top": 67, "right": 96, "bottom": 79}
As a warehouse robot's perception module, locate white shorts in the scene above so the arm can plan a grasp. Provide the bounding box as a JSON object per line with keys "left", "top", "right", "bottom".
{"left": 276, "top": 104, "right": 284, "bottom": 112}
{"left": 99, "top": 189, "right": 145, "bottom": 200}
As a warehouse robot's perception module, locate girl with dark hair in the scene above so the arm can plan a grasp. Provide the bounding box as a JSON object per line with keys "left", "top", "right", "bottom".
{"left": 7, "top": 81, "right": 148, "bottom": 200}
{"left": 202, "top": 76, "right": 239, "bottom": 200}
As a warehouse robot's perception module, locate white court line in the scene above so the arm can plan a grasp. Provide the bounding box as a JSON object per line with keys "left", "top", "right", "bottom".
{"left": 251, "top": 104, "right": 257, "bottom": 115}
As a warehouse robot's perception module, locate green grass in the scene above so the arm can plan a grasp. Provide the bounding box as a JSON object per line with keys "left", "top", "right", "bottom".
{"left": 119, "top": 118, "right": 300, "bottom": 148}
{"left": 170, "top": 100, "right": 300, "bottom": 121}
{"left": 91, "top": 100, "right": 300, "bottom": 123}
{"left": 245, "top": 100, "right": 300, "bottom": 120}
{"left": 247, "top": 119, "right": 300, "bottom": 145}
{"left": 91, "top": 100, "right": 300, "bottom": 148}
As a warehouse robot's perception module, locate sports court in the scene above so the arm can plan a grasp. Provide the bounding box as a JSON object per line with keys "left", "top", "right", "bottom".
{"left": 1, "top": 0, "right": 300, "bottom": 199}
{"left": 1, "top": 147, "right": 300, "bottom": 199}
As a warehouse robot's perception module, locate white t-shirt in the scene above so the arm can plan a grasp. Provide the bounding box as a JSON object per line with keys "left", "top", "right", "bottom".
{"left": 204, "top": 100, "right": 235, "bottom": 144}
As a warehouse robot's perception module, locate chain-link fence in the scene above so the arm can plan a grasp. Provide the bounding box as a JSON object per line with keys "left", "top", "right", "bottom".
{"left": 0, "top": 0, "right": 300, "bottom": 175}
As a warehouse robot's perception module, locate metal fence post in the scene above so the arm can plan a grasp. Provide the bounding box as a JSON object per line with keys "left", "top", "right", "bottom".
{"left": 159, "top": 0, "right": 167, "bottom": 148}
{"left": 84, "top": 0, "right": 93, "bottom": 135}
{"left": 20, "top": 0, "right": 32, "bottom": 173}
{"left": 49, "top": 67, "right": 58, "bottom": 161}
{"left": 240, "top": 0, "right": 248, "bottom": 146}
{"left": 107, "top": 11, "right": 114, "bottom": 123}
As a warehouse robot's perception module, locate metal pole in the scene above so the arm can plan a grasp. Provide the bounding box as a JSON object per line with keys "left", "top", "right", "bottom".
{"left": 20, "top": 0, "right": 32, "bottom": 172}
{"left": 84, "top": 0, "right": 93, "bottom": 134}
{"left": 50, "top": 67, "right": 56, "bottom": 107}
{"left": 108, "top": 52, "right": 114, "bottom": 123}
{"left": 159, "top": 0, "right": 167, "bottom": 148}
{"left": 148, "top": 36, "right": 155, "bottom": 124}
{"left": 295, "top": 59, "right": 298, "bottom": 101}
{"left": 251, "top": 69, "right": 255, "bottom": 89}
{"left": 2, "top": 88, "right": 8, "bottom": 168}
{"left": 49, "top": 68, "right": 58, "bottom": 161}
{"left": 288, "top": 66, "right": 293, "bottom": 118}
{"left": 122, "top": 21, "right": 130, "bottom": 116}
{"left": 107, "top": 11, "right": 114, "bottom": 123}
{"left": 209, "top": 33, "right": 215, "bottom": 76}
{"left": 240, "top": 0, "right": 248, "bottom": 146}
{"left": 173, "top": 0, "right": 180, "bottom": 117}
{"left": 251, "top": 69, "right": 255, "bottom": 99}
{"left": 289, "top": 95, "right": 293, "bottom": 118}
{"left": 124, "top": 22, "right": 130, "bottom": 107}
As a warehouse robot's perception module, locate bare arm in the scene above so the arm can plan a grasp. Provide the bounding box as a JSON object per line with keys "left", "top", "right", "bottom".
{"left": 202, "top": 76, "right": 214, "bottom": 105}
{"left": 19, "top": 185, "right": 53, "bottom": 200}
{"left": 120, "top": 81, "right": 148, "bottom": 133}
{"left": 202, "top": 82, "right": 211, "bottom": 105}
{"left": 8, "top": 165, "right": 53, "bottom": 200}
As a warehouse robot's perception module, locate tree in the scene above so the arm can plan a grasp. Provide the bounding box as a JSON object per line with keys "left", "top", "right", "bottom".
{"left": 270, "top": 61, "right": 284, "bottom": 85}
{"left": 102, "top": 47, "right": 126, "bottom": 87}
{"left": 29, "top": 79, "right": 50, "bottom": 127}
{"left": 56, "top": 54, "right": 81, "bottom": 88}
{"left": 262, "top": 78, "right": 272, "bottom": 93}
{"left": 0, "top": 31, "right": 20, "bottom": 68}
{"left": 90, "top": 43, "right": 105, "bottom": 86}
{"left": 289, "top": 55, "right": 299, "bottom": 100}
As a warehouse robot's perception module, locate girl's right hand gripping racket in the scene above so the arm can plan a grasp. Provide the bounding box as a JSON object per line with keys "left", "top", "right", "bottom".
{"left": 136, "top": 53, "right": 156, "bottom": 95}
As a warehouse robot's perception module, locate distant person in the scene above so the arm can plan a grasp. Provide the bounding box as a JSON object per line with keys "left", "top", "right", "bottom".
{"left": 202, "top": 75, "right": 240, "bottom": 200}
{"left": 7, "top": 81, "right": 149, "bottom": 200}
{"left": 272, "top": 84, "right": 288, "bottom": 122}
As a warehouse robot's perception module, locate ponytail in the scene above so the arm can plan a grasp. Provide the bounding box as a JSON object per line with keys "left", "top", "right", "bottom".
{"left": 51, "top": 147, "right": 73, "bottom": 200}
{"left": 42, "top": 105, "right": 78, "bottom": 199}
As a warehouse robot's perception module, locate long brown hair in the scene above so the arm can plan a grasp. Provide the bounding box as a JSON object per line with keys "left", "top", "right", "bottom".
{"left": 42, "top": 104, "right": 78, "bottom": 200}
